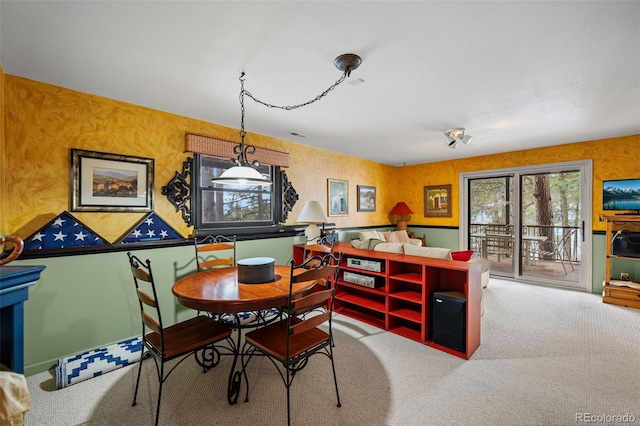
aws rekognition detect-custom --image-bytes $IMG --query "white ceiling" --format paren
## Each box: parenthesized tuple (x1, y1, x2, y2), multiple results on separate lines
(1, 1, 639, 166)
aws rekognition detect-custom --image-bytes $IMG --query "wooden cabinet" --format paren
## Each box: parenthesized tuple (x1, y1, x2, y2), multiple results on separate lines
(293, 242, 482, 359)
(603, 215, 640, 309)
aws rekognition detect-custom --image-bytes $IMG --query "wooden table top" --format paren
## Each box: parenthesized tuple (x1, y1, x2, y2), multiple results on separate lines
(172, 265, 316, 314)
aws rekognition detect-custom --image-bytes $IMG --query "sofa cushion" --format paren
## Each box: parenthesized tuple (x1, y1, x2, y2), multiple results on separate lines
(382, 230, 411, 244)
(451, 250, 474, 261)
(351, 238, 386, 250)
(373, 242, 405, 254)
(403, 244, 452, 260)
(358, 230, 384, 242)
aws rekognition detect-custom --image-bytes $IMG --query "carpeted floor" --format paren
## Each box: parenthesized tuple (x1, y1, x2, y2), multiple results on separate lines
(24, 279, 640, 425)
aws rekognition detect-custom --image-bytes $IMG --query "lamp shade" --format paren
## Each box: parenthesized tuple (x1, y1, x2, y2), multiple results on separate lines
(389, 202, 413, 215)
(297, 201, 327, 224)
(211, 165, 272, 186)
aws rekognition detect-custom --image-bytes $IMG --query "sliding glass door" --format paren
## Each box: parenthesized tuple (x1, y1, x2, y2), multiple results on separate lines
(461, 161, 592, 291)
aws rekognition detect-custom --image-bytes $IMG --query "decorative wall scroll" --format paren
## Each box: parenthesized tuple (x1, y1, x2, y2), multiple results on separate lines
(281, 170, 298, 222)
(71, 149, 154, 212)
(162, 157, 193, 226)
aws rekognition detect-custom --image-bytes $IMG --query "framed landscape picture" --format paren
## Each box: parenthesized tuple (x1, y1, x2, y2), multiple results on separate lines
(424, 184, 451, 217)
(357, 185, 376, 212)
(71, 149, 154, 212)
(327, 178, 349, 216)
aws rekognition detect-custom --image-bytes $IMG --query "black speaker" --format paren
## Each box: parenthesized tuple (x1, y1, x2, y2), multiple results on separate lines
(432, 291, 466, 352)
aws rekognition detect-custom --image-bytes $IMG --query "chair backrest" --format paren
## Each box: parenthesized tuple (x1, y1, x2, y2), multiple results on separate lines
(485, 224, 513, 255)
(194, 235, 236, 272)
(287, 252, 343, 335)
(127, 252, 165, 348)
(303, 235, 336, 263)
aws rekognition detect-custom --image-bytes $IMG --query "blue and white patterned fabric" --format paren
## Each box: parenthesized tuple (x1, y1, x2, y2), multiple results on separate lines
(56, 337, 143, 389)
(116, 211, 183, 243)
(219, 308, 281, 327)
(24, 211, 108, 250)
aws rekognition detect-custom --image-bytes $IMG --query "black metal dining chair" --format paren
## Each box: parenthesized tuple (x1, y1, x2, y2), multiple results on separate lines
(127, 252, 233, 426)
(239, 251, 343, 426)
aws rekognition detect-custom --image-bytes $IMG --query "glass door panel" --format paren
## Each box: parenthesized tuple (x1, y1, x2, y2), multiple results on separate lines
(520, 170, 582, 287)
(468, 176, 515, 278)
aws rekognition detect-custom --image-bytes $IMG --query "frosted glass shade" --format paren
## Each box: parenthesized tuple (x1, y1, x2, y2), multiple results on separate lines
(211, 166, 272, 186)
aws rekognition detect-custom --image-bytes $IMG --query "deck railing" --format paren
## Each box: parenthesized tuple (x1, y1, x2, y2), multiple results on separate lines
(469, 223, 581, 263)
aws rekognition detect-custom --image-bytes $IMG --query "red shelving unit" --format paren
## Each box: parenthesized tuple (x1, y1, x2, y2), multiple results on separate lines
(293, 242, 482, 359)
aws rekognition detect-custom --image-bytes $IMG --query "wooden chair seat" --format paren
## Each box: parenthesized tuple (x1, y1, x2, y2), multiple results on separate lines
(244, 317, 329, 362)
(145, 315, 232, 361)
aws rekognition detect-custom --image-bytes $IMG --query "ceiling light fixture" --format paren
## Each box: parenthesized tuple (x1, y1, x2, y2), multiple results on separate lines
(444, 128, 473, 149)
(211, 53, 362, 186)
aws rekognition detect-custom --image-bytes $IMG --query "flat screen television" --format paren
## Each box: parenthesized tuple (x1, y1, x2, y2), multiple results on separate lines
(603, 178, 640, 213)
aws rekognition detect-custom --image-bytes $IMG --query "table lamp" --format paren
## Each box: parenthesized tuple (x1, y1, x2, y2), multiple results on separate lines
(390, 202, 413, 231)
(297, 200, 327, 241)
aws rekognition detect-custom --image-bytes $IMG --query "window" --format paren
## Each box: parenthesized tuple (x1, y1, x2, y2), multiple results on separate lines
(193, 155, 283, 232)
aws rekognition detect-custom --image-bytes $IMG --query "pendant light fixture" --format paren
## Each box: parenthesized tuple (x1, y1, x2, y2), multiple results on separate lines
(211, 53, 362, 186)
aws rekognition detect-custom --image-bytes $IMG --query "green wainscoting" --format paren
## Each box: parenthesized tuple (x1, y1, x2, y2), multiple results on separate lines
(17, 236, 303, 376)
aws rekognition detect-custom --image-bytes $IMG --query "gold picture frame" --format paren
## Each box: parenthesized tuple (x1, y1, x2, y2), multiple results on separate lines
(424, 184, 451, 217)
(71, 149, 154, 212)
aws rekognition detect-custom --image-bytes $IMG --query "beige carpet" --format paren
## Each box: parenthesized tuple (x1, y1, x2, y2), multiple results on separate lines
(24, 279, 640, 425)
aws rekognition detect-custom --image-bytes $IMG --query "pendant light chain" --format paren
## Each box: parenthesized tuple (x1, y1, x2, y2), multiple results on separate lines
(241, 71, 348, 111)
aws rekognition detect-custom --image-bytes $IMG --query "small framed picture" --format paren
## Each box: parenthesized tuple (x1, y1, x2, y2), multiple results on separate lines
(327, 178, 349, 216)
(424, 184, 451, 217)
(71, 149, 154, 212)
(357, 185, 376, 212)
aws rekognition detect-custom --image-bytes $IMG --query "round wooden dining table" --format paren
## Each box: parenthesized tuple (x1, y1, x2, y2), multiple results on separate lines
(171, 264, 318, 405)
(172, 265, 316, 314)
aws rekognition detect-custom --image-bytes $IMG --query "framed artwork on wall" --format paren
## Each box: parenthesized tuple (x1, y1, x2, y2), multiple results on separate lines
(424, 184, 451, 217)
(327, 178, 349, 216)
(357, 185, 376, 212)
(71, 149, 154, 212)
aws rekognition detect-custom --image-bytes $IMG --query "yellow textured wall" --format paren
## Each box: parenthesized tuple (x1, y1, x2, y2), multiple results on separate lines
(396, 135, 640, 231)
(3, 75, 638, 240)
(3, 76, 394, 241)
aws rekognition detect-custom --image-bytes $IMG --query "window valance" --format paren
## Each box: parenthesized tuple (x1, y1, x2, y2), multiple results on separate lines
(184, 133, 289, 168)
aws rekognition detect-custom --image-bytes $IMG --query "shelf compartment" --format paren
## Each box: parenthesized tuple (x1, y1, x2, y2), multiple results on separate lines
(335, 290, 385, 313)
(389, 289, 421, 304)
(388, 272, 422, 283)
(334, 305, 385, 329)
(388, 307, 421, 323)
(388, 316, 421, 341)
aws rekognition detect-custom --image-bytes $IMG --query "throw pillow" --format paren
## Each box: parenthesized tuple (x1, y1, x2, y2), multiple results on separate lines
(359, 230, 383, 242)
(383, 230, 411, 244)
(451, 250, 474, 261)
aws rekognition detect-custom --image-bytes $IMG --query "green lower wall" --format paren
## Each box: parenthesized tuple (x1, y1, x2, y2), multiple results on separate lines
(18, 236, 304, 376)
(20, 229, 607, 376)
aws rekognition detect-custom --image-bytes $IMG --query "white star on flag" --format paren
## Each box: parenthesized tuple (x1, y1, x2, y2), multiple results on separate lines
(160, 230, 168, 238)
(144, 217, 154, 226)
(53, 218, 66, 227)
(132, 229, 142, 237)
(146, 229, 155, 238)
(53, 231, 67, 241)
(32, 232, 45, 241)
(74, 231, 87, 241)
